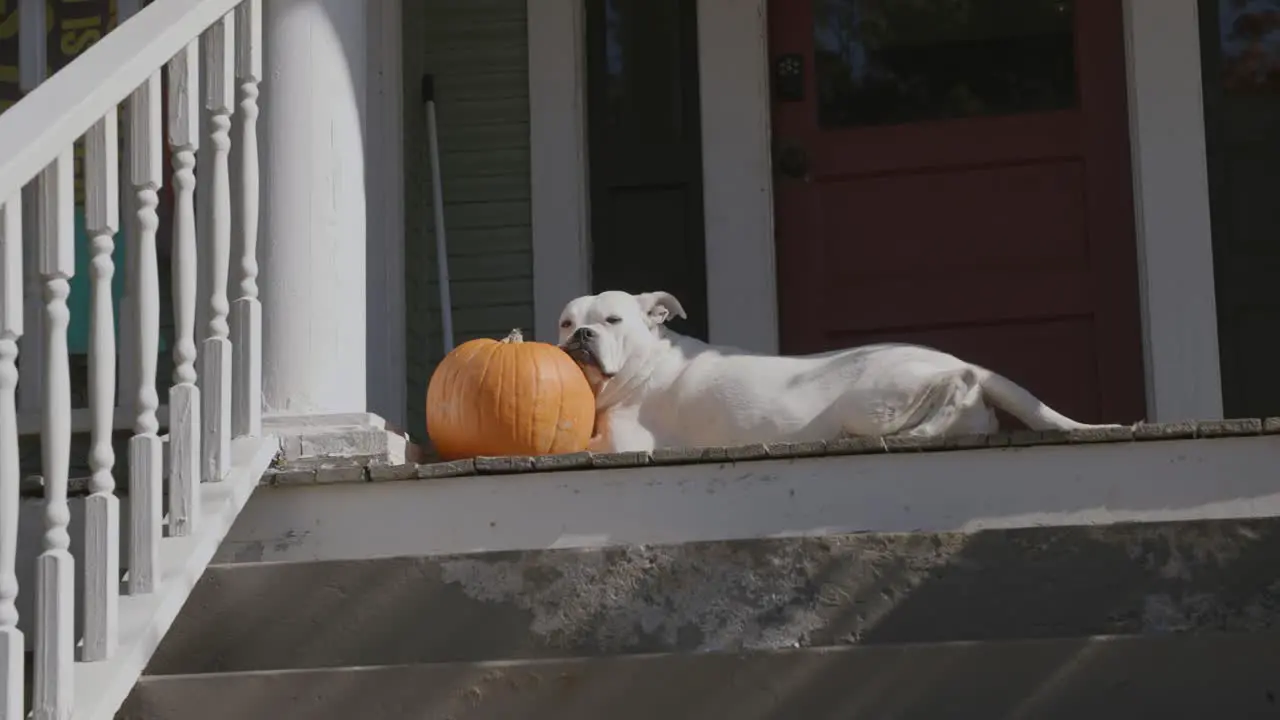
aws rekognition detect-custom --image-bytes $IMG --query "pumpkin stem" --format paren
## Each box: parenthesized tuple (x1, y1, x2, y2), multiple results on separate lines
(502, 328, 524, 344)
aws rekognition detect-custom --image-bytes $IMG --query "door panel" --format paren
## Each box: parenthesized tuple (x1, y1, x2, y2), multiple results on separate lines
(834, 319, 1104, 421)
(770, 0, 1145, 423)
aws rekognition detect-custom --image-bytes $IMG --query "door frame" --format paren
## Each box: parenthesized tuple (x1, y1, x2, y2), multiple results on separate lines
(583, 0, 712, 342)
(1123, 0, 1223, 422)
(525, 0, 1223, 422)
(528, 0, 778, 353)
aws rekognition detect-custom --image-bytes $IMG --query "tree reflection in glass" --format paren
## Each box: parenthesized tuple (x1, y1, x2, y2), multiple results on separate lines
(813, 0, 1077, 128)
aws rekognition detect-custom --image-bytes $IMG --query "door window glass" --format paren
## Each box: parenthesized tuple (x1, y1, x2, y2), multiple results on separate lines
(813, 0, 1077, 128)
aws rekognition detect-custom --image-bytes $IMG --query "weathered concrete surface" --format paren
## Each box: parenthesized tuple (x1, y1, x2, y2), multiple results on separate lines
(123, 631, 1280, 720)
(147, 517, 1280, 675)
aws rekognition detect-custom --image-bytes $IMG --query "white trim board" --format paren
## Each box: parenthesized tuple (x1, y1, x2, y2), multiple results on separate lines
(523, 0, 1224, 417)
(526, 0, 780, 353)
(365, 0, 407, 428)
(696, 0, 779, 354)
(1122, 0, 1223, 422)
(217, 435, 1280, 564)
(527, 0, 592, 345)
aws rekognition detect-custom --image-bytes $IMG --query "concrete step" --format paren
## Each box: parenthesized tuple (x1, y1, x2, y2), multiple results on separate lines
(145, 516, 1280, 675)
(121, 632, 1280, 720)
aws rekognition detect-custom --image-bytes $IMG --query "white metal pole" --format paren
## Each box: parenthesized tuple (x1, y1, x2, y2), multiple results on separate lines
(422, 74, 455, 354)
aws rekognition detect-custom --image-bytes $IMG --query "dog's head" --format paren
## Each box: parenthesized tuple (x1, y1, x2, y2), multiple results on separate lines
(557, 290, 687, 386)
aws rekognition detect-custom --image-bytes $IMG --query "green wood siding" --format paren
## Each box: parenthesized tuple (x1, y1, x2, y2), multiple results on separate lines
(402, 0, 534, 443)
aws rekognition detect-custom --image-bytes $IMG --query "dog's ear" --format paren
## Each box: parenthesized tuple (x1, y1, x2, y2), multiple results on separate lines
(637, 291, 687, 326)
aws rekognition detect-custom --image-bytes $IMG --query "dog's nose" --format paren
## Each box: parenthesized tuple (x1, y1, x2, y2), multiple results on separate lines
(572, 327, 596, 342)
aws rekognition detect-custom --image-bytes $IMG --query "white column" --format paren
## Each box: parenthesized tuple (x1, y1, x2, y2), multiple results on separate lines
(1122, 0, 1223, 422)
(261, 0, 369, 416)
(697, 0, 778, 355)
(528, 0, 591, 346)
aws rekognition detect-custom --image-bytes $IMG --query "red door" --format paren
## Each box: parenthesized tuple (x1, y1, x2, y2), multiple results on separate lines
(770, 0, 1146, 424)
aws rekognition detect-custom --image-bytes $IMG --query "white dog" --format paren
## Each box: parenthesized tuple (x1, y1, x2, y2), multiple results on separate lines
(558, 290, 1121, 453)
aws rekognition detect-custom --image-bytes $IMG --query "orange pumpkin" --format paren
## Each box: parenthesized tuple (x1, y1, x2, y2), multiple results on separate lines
(426, 329, 595, 460)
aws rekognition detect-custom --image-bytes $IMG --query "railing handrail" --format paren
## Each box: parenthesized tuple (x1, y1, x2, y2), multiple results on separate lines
(2, 0, 270, 716)
(0, 0, 241, 203)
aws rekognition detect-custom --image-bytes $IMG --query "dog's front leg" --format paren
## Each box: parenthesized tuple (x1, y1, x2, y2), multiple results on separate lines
(589, 408, 656, 454)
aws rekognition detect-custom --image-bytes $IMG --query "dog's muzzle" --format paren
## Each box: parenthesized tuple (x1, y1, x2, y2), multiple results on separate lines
(561, 327, 606, 375)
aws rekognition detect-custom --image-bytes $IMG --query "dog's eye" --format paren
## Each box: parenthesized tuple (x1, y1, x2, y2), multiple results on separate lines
(605, 316, 622, 325)
(559, 319, 572, 329)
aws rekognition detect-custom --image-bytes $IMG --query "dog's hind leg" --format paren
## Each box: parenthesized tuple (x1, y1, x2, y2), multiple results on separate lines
(901, 368, 996, 438)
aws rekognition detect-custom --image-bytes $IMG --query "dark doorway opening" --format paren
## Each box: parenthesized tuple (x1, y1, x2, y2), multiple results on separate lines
(584, 0, 709, 340)
(1198, 0, 1280, 418)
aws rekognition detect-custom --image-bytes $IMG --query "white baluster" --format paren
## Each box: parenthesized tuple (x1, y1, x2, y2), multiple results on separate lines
(0, 196, 24, 720)
(128, 73, 163, 595)
(202, 13, 235, 480)
(82, 112, 120, 662)
(167, 42, 202, 536)
(117, 0, 143, 418)
(33, 150, 74, 720)
(16, 0, 46, 416)
(232, 0, 262, 439)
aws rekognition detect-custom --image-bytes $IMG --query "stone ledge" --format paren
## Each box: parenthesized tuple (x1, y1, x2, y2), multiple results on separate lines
(255, 418, 1280, 488)
(269, 412, 407, 469)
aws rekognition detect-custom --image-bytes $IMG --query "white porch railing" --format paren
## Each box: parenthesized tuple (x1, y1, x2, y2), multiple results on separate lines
(0, 0, 276, 717)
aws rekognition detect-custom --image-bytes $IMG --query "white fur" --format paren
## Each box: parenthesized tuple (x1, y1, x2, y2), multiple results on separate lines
(558, 291, 1123, 454)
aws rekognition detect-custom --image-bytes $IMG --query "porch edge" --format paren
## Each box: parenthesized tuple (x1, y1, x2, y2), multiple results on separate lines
(260, 417, 1279, 487)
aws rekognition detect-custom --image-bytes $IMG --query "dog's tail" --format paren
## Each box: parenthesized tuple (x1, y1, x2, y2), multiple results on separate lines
(974, 367, 1116, 431)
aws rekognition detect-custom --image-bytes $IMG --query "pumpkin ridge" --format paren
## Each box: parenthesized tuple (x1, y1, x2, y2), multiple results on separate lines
(506, 340, 522, 450)
(472, 342, 501, 454)
(505, 343, 520, 453)
(450, 341, 489, 455)
(523, 349, 537, 453)
(534, 349, 552, 453)
(431, 346, 453, 454)
(516, 347, 531, 453)
(548, 354, 566, 453)
(426, 341, 461, 450)
(500, 342, 521, 455)
(493, 344, 514, 455)
(517, 346, 533, 454)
